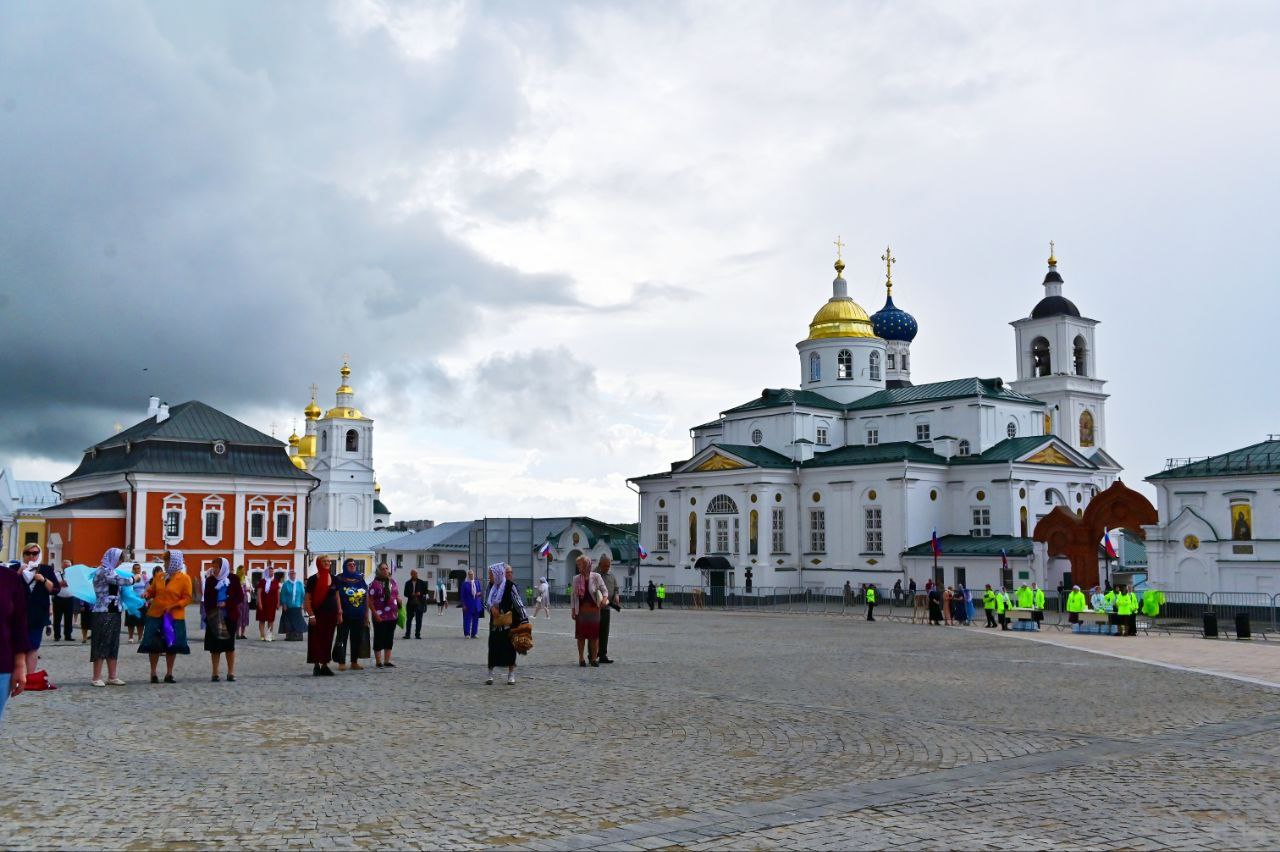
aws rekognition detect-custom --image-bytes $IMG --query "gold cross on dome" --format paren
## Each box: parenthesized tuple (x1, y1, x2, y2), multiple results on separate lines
(269, 421, 278, 437)
(1048, 240, 1057, 264)
(881, 245, 896, 291)
(309, 383, 318, 400)
(833, 235, 845, 259)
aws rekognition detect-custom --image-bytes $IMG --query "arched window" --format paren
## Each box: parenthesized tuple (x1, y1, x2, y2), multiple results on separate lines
(345, 429, 359, 452)
(688, 512, 697, 555)
(1031, 336, 1051, 377)
(1073, 335, 1088, 376)
(1007, 421, 1017, 439)
(902, 351, 909, 370)
(809, 352, 821, 382)
(886, 352, 896, 370)
(837, 349, 853, 380)
(958, 439, 970, 456)
(708, 494, 739, 514)
(869, 351, 881, 381)
(319, 431, 328, 452)
(1020, 506, 1029, 537)
(1079, 410, 1095, 447)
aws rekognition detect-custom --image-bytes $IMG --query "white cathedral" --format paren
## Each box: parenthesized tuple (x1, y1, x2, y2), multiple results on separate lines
(630, 246, 1121, 594)
(287, 360, 390, 531)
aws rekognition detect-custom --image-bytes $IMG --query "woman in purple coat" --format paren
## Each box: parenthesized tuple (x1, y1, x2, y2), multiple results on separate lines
(459, 569, 482, 639)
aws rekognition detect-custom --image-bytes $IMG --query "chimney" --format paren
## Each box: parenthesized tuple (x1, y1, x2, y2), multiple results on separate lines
(147, 396, 161, 418)
(931, 436, 957, 460)
(790, 438, 815, 464)
(157, 403, 170, 423)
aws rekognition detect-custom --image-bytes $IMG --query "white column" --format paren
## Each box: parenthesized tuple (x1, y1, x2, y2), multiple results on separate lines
(295, 488, 308, 572)
(234, 493, 246, 568)
(133, 491, 148, 558)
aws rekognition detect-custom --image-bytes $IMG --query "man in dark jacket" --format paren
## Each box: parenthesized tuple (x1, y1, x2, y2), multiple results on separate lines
(645, 580, 657, 611)
(402, 570, 428, 639)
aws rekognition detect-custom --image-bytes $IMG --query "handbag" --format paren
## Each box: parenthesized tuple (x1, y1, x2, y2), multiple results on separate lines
(509, 621, 533, 654)
(396, 601, 407, 629)
(208, 608, 231, 641)
(492, 611, 513, 629)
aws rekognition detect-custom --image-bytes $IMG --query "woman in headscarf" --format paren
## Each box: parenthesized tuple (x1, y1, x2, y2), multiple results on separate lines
(202, 558, 244, 682)
(138, 550, 192, 684)
(571, 555, 608, 667)
(368, 563, 401, 668)
(304, 557, 340, 675)
(278, 567, 307, 641)
(89, 547, 128, 687)
(332, 559, 370, 672)
(486, 563, 528, 685)
(532, 576, 551, 619)
(255, 568, 281, 642)
(234, 566, 251, 638)
(125, 563, 145, 643)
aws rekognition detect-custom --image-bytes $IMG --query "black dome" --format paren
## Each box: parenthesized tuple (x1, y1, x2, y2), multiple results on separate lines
(1031, 295, 1080, 319)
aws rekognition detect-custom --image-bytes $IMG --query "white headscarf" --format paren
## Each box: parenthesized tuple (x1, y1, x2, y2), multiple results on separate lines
(262, 568, 275, 594)
(486, 562, 507, 608)
(99, 547, 123, 573)
(215, 558, 231, 590)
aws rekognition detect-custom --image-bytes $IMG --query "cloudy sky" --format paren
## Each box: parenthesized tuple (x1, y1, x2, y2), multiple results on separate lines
(3, 1, 1278, 523)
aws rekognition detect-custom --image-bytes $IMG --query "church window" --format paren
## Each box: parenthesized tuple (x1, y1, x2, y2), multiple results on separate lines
(864, 508, 883, 553)
(1031, 337, 1051, 377)
(809, 352, 821, 382)
(809, 509, 826, 553)
(866, 427, 879, 446)
(837, 349, 853, 380)
(164, 511, 181, 539)
(970, 507, 991, 537)
(345, 429, 359, 452)
(1079, 410, 1095, 447)
(714, 519, 729, 553)
(688, 513, 697, 555)
(749, 510, 758, 555)
(708, 494, 739, 514)
(275, 512, 291, 539)
(705, 517, 712, 552)
(958, 439, 971, 457)
(204, 511, 219, 539)
(1073, 335, 1088, 376)
(320, 431, 328, 452)
(816, 425, 829, 446)
(751, 429, 763, 445)
(887, 353, 896, 370)
(656, 514, 669, 550)
(733, 517, 740, 553)
(1007, 421, 1017, 439)
(916, 423, 931, 442)
(250, 512, 265, 540)
(201, 495, 224, 545)
(869, 351, 881, 381)
(1020, 506, 1029, 537)
(902, 351, 909, 370)
(771, 508, 785, 552)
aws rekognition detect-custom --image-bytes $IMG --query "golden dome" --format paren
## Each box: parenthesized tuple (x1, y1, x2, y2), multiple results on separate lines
(290, 454, 308, 470)
(304, 398, 322, 420)
(337, 384, 353, 395)
(324, 406, 368, 420)
(340, 362, 351, 378)
(808, 298, 876, 339)
(288, 432, 300, 447)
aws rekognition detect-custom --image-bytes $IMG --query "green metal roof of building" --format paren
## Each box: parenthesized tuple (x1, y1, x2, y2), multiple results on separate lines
(804, 441, 947, 468)
(373, 499, 390, 516)
(722, 388, 847, 415)
(708, 444, 795, 469)
(947, 435, 1096, 468)
(97, 401, 281, 450)
(1149, 438, 1280, 480)
(843, 377, 1042, 412)
(903, 534, 1035, 558)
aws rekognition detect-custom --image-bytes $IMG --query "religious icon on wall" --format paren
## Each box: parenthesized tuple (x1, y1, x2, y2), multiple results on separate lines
(1078, 411, 1095, 447)
(1230, 504, 1252, 541)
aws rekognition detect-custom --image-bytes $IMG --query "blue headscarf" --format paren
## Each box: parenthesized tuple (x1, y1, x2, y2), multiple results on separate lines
(486, 563, 507, 608)
(166, 550, 184, 578)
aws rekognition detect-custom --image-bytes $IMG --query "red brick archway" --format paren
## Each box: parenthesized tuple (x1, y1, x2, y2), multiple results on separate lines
(1032, 480, 1157, 588)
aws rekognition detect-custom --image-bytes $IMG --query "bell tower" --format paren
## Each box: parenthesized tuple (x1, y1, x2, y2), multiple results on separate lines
(1009, 244, 1109, 456)
(306, 358, 377, 531)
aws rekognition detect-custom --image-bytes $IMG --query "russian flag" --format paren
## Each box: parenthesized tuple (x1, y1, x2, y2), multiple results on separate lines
(1101, 530, 1118, 559)
(1001, 548, 1008, 570)
(638, 544, 649, 559)
(538, 541, 552, 559)
(931, 528, 941, 556)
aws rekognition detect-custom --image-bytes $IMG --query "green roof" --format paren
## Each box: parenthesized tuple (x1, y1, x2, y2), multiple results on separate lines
(96, 401, 280, 450)
(722, 388, 846, 415)
(373, 499, 390, 516)
(1149, 439, 1280, 480)
(948, 435, 1095, 468)
(903, 534, 1034, 558)
(843, 377, 1042, 411)
(710, 444, 795, 468)
(804, 441, 946, 468)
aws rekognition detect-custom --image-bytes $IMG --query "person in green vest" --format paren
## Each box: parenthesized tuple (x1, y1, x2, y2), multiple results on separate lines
(1015, 583, 1033, 609)
(865, 583, 877, 622)
(995, 587, 1010, 630)
(1103, 585, 1118, 634)
(656, 583, 665, 609)
(982, 584, 997, 628)
(1065, 585, 1086, 625)
(1141, 586, 1165, 620)
(1031, 583, 1046, 628)
(1119, 585, 1139, 636)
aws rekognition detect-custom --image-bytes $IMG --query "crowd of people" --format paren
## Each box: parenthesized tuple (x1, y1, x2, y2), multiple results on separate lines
(0, 544, 650, 723)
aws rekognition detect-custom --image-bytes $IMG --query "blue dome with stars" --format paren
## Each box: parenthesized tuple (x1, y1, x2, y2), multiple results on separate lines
(871, 293, 918, 342)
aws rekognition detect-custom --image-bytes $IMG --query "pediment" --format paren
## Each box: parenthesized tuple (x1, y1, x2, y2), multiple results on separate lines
(1020, 439, 1093, 468)
(694, 453, 748, 472)
(1167, 506, 1219, 541)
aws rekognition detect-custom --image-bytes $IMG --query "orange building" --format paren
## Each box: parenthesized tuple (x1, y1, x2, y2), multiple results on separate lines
(44, 399, 317, 584)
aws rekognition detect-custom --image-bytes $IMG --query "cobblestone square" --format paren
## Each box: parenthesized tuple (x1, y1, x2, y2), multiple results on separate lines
(3, 609, 1278, 850)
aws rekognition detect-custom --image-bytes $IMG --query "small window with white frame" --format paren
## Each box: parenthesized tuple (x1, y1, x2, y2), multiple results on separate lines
(970, 507, 991, 537)
(864, 507, 883, 553)
(869, 351, 881, 381)
(866, 427, 879, 446)
(916, 423, 931, 442)
(809, 508, 826, 553)
(162, 493, 186, 543)
(837, 349, 853, 380)
(247, 496, 269, 544)
(887, 352, 895, 370)
(816, 425, 829, 446)
(1007, 421, 1017, 439)
(201, 495, 224, 545)
(656, 513, 669, 550)
(958, 439, 970, 457)
(771, 507, 785, 553)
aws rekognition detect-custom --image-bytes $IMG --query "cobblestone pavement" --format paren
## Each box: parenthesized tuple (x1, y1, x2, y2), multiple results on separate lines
(2, 608, 1278, 850)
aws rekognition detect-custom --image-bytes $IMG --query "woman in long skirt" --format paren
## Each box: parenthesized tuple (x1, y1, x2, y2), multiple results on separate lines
(571, 555, 607, 667)
(89, 548, 128, 687)
(256, 569, 281, 642)
(278, 567, 308, 641)
(235, 566, 251, 638)
(304, 558, 340, 676)
(203, 559, 243, 682)
(485, 563, 527, 685)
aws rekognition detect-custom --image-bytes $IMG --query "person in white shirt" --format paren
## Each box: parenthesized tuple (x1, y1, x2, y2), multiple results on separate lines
(52, 560, 76, 642)
(533, 576, 551, 619)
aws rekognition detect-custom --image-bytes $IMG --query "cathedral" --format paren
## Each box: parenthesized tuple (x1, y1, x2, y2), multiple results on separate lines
(630, 245, 1120, 594)
(287, 360, 391, 531)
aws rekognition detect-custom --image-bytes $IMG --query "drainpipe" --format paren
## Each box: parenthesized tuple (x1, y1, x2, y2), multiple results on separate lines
(795, 465, 803, 590)
(303, 477, 320, 579)
(124, 473, 137, 559)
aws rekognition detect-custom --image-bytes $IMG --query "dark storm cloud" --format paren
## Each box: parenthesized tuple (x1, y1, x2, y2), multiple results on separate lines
(0, 2, 583, 461)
